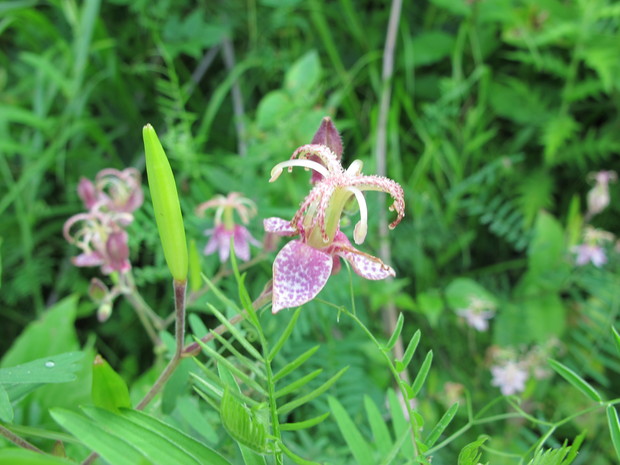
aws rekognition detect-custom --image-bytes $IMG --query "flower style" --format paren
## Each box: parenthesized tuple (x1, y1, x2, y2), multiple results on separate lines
(456, 296, 496, 331)
(196, 192, 260, 263)
(490, 360, 529, 396)
(265, 123, 405, 313)
(572, 226, 614, 267)
(586, 170, 617, 218)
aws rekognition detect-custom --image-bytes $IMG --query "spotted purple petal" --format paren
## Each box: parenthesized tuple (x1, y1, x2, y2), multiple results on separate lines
(264, 217, 298, 236)
(331, 232, 395, 280)
(272, 240, 333, 313)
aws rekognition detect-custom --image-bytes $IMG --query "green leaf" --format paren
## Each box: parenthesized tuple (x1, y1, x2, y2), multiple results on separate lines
(280, 411, 330, 431)
(0, 449, 75, 465)
(612, 326, 620, 356)
(220, 388, 269, 454)
(275, 369, 323, 398)
(607, 406, 620, 461)
(268, 307, 302, 362)
(364, 395, 393, 457)
(409, 31, 455, 67)
(410, 350, 433, 397)
(51, 408, 147, 465)
(328, 396, 375, 465)
(0, 352, 83, 385)
(256, 90, 294, 129)
(397, 330, 421, 373)
(277, 367, 348, 415)
(81, 406, 203, 465)
(424, 402, 459, 447)
(273, 345, 320, 382)
(91, 355, 131, 412)
(386, 389, 414, 458)
(0, 383, 13, 422)
(414, 291, 444, 328)
(542, 115, 578, 165)
(120, 408, 232, 465)
(384, 313, 404, 351)
(285, 50, 321, 95)
(458, 435, 489, 465)
(548, 359, 602, 402)
(445, 278, 497, 311)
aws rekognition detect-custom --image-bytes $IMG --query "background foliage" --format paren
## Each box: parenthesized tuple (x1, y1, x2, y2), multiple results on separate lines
(1, 0, 619, 463)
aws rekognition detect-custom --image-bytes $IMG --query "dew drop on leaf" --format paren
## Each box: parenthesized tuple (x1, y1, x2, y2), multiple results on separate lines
(44, 361, 55, 368)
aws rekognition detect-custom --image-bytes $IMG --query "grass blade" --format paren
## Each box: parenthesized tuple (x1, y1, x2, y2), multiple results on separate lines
(548, 359, 602, 402)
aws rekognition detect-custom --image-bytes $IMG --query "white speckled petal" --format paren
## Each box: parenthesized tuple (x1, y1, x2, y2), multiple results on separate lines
(272, 240, 333, 313)
(264, 217, 298, 236)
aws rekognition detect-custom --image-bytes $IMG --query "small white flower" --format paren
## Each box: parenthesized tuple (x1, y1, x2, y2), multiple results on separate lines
(456, 296, 496, 331)
(491, 361, 528, 396)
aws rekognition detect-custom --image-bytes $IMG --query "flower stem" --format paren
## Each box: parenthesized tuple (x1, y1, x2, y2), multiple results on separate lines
(135, 278, 186, 410)
(0, 424, 44, 454)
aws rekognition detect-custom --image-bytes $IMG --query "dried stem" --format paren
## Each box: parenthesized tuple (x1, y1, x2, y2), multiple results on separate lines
(0, 424, 44, 454)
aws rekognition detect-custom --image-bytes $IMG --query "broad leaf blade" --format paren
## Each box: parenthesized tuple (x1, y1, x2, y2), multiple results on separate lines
(0, 352, 84, 384)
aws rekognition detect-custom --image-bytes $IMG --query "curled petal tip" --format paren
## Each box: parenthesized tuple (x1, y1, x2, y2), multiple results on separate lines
(269, 166, 283, 182)
(353, 221, 367, 244)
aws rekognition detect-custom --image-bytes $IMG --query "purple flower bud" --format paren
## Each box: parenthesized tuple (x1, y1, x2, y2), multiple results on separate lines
(104, 230, 131, 274)
(309, 117, 343, 184)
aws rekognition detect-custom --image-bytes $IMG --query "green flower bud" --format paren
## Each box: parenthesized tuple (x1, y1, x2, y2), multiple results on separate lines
(143, 124, 188, 282)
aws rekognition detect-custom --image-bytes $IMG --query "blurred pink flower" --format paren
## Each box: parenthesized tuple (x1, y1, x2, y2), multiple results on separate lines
(491, 360, 528, 396)
(78, 168, 144, 214)
(196, 192, 260, 263)
(572, 244, 607, 267)
(266, 131, 405, 313)
(63, 210, 133, 274)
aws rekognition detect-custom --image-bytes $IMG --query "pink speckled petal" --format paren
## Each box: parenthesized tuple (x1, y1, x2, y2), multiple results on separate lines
(332, 232, 395, 280)
(272, 240, 333, 313)
(73, 252, 105, 268)
(264, 217, 297, 236)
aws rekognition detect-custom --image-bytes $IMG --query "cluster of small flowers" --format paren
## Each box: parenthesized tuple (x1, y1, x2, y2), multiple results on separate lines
(63, 168, 143, 320)
(487, 341, 557, 396)
(572, 170, 617, 267)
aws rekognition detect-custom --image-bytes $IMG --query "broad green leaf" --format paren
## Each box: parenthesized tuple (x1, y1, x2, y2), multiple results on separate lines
(0, 352, 82, 386)
(80, 406, 202, 465)
(280, 411, 330, 431)
(120, 408, 232, 465)
(273, 345, 320, 382)
(414, 291, 444, 328)
(220, 388, 269, 454)
(285, 50, 321, 94)
(424, 402, 459, 447)
(277, 367, 348, 415)
(0, 449, 75, 465)
(411, 351, 434, 397)
(607, 406, 620, 461)
(384, 313, 404, 351)
(548, 359, 602, 402)
(364, 396, 393, 457)
(1, 296, 79, 368)
(328, 396, 375, 465)
(0, 383, 13, 422)
(256, 90, 293, 129)
(396, 330, 421, 373)
(91, 355, 131, 412)
(51, 408, 147, 465)
(409, 31, 455, 67)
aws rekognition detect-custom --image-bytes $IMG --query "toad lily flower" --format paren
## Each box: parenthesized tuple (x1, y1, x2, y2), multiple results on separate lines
(266, 140, 405, 313)
(196, 192, 261, 262)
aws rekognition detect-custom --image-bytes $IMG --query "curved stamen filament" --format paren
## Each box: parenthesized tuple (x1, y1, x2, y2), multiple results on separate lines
(269, 159, 330, 182)
(346, 186, 368, 244)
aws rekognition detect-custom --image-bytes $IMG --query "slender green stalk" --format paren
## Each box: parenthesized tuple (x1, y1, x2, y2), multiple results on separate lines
(135, 279, 186, 410)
